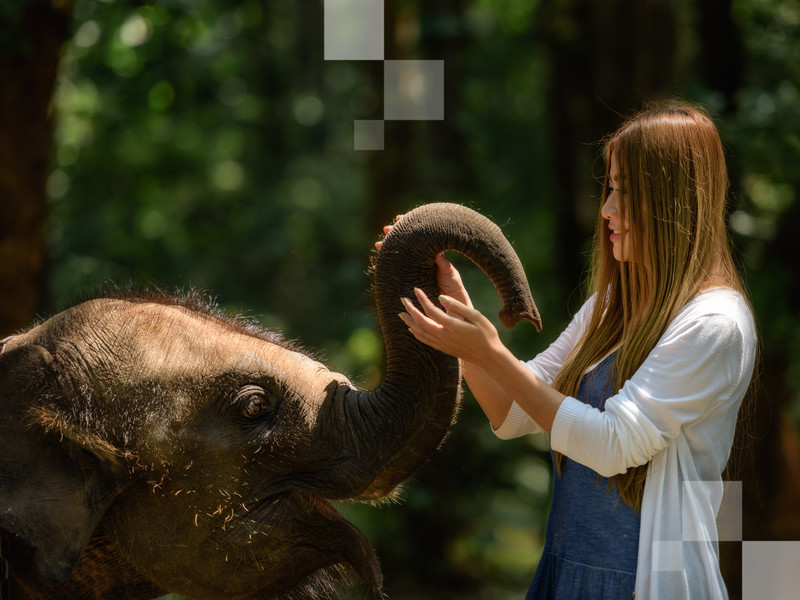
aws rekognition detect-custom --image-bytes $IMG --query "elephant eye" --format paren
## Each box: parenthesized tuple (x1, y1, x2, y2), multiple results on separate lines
(243, 397, 264, 418)
(234, 385, 277, 420)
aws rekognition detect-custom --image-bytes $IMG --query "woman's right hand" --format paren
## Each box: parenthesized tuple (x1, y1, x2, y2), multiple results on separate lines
(433, 253, 473, 309)
(376, 216, 473, 309)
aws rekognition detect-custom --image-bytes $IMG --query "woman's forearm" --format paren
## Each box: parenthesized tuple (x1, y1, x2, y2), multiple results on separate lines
(462, 360, 514, 429)
(477, 343, 566, 434)
(399, 287, 565, 433)
(463, 347, 565, 434)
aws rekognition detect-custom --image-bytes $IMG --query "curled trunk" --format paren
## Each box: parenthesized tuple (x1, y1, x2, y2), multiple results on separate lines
(322, 202, 540, 499)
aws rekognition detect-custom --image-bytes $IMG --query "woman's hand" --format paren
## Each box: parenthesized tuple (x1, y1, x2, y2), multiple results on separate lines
(399, 287, 502, 365)
(374, 215, 403, 250)
(376, 215, 473, 308)
(380, 216, 565, 433)
(433, 253, 472, 309)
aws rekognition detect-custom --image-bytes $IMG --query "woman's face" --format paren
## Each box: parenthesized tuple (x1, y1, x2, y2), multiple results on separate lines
(601, 154, 631, 262)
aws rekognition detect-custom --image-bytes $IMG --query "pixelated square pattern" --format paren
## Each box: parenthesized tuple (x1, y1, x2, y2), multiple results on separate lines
(682, 480, 742, 542)
(354, 120, 384, 151)
(324, 0, 384, 60)
(743, 542, 800, 600)
(652, 540, 683, 572)
(715, 480, 742, 542)
(384, 60, 444, 121)
(324, 3, 447, 147)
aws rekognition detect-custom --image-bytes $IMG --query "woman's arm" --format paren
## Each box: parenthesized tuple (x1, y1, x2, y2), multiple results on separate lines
(427, 254, 520, 428)
(551, 293, 756, 476)
(400, 288, 567, 433)
(379, 225, 568, 433)
(461, 361, 514, 429)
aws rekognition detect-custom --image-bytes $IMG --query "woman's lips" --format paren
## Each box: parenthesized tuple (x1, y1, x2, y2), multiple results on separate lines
(609, 225, 625, 243)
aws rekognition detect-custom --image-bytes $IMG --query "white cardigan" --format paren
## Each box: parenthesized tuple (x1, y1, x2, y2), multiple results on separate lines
(493, 288, 757, 599)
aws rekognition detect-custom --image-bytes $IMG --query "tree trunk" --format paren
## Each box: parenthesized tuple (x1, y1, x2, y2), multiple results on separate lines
(364, 0, 414, 236)
(0, 1, 71, 337)
(541, 0, 679, 293)
(697, 0, 744, 113)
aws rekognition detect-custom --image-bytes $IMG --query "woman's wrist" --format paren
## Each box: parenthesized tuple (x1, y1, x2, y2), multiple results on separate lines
(479, 344, 565, 434)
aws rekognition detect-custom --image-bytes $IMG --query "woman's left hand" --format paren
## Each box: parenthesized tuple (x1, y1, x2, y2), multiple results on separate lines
(399, 287, 503, 364)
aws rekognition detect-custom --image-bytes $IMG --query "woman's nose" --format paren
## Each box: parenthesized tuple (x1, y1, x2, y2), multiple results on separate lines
(601, 195, 617, 220)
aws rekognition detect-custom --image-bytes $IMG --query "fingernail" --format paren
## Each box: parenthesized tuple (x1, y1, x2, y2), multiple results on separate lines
(439, 295, 449, 303)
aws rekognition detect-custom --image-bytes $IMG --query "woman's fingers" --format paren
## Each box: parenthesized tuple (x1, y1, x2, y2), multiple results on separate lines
(398, 290, 455, 343)
(434, 253, 473, 307)
(438, 294, 489, 329)
(398, 286, 501, 363)
(399, 297, 456, 355)
(400, 296, 440, 329)
(398, 297, 455, 353)
(413, 287, 451, 322)
(374, 214, 405, 249)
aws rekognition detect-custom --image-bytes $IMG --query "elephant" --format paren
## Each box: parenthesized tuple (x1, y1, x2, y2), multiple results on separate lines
(0, 202, 540, 600)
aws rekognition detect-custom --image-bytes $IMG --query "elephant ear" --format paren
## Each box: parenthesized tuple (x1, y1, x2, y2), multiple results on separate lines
(0, 344, 123, 580)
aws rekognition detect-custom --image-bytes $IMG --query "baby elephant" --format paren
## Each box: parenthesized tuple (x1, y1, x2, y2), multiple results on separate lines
(0, 202, 539, 600)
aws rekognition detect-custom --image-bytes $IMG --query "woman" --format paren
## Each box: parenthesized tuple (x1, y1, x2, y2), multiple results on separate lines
(382, 103, 757, 598)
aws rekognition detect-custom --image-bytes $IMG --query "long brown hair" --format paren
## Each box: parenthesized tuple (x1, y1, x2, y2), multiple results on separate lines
(552, 101, 751, 510)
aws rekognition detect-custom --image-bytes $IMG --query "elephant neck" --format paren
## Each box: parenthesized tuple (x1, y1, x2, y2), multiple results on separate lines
(1, 537, 9, 600)
(2, 528, 165, 600)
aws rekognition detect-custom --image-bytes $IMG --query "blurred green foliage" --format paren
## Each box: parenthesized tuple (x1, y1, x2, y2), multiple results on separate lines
(41, 0, 800, 598)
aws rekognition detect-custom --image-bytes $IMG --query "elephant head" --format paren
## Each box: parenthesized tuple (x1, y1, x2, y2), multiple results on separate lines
(0, 202, 540, 600)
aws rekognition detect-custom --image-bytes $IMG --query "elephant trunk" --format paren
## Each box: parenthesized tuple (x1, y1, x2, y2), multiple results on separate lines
(320, 203, 540, 500)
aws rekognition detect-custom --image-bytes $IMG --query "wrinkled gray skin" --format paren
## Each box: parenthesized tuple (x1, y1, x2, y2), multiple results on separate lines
(0, 203, 540, 600)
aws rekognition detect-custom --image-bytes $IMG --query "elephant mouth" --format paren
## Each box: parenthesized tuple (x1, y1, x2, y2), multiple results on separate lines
(300, 492, 383, 588)
(238, 490, 383, 595)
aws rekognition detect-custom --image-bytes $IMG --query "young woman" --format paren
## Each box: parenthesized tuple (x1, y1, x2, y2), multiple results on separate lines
(383, 103, 757, 599)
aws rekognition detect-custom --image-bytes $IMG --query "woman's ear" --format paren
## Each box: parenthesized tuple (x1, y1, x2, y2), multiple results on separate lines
(0, 344, 123, 580)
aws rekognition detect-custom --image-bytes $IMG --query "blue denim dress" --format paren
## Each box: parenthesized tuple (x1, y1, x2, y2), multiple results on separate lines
(526, 352, 639, 599)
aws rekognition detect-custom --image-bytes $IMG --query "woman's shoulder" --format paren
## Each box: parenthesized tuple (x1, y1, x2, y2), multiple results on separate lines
(680, 287, 753, 321)
(669, 287, 756, 348)
(575, 293, 599, 322)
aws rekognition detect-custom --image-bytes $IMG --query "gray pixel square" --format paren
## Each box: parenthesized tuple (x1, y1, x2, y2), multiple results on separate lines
(681, 480, 742, 542)
(716, 480, 742, 542)
(384, 60, 444, 120)
(324, 0, 384, 60)
(354, 120, 384, 150)
(651, 540, 682, 572)
(743, 542, 800, 599)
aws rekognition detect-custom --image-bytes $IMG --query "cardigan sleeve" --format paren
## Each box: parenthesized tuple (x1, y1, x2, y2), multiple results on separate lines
(492, 296, 595, 439)
(550, 303, 751, 477)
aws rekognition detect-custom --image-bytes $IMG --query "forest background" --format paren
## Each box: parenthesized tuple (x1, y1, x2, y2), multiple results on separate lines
(2, 1, 800, 599)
